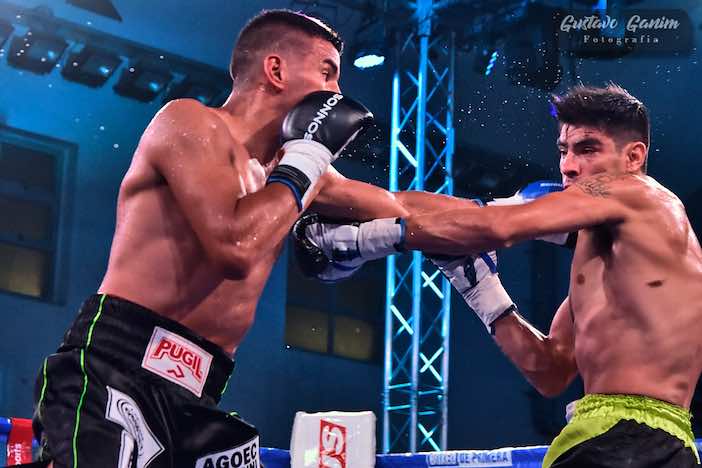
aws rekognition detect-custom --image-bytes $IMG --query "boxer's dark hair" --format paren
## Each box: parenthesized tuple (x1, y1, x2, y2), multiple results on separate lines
(230, 9, 343, 82)
(551, 84, 650, 172)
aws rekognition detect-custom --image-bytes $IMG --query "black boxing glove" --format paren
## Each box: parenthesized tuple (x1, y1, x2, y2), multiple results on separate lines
(267, 91, 374, 211)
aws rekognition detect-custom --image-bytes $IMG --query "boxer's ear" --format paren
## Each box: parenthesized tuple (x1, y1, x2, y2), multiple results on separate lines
(625, 141, 647, 173)
(262, 54, 285, 92)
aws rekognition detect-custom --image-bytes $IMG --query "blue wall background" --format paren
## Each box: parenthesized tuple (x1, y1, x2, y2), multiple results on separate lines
(0, 0, 700, 452)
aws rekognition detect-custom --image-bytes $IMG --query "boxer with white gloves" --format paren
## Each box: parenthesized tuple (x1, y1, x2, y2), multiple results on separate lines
(429, 251, 515, 333)
(302, 85, 702, 468)
(293, 180, 573, 282)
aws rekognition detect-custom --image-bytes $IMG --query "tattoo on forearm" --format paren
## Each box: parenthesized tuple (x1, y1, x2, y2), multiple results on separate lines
(574, 174, 619, 197)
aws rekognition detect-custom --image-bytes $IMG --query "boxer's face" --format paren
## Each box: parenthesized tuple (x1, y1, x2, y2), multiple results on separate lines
(283, 36, 341, 109)
(557, 124, 628, 188)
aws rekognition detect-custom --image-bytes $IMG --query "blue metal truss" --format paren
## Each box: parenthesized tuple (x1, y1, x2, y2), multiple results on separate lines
(383, 0, 455, 453)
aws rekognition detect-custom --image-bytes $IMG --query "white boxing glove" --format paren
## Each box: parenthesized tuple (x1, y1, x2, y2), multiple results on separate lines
(292, 214, 404, 282)
(431, 251, 516, 332)
(486, 180, 575, 247)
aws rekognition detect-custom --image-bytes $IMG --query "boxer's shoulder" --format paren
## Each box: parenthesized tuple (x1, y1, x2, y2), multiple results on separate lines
(153, 98, 216, 127)
(570, 173, 656, 210)
(163, 99, 232, 137)
(613, 174, 682, 214)
(569, 173, 633, 196)
(140, 99, 235, 164)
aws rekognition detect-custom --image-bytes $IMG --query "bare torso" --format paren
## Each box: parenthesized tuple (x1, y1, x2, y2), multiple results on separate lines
(99, 106, 281, 355)
(570, 175, 702, 408)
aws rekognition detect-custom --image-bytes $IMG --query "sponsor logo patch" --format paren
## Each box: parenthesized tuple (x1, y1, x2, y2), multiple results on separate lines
(141, 326, 213, 397)
(195, 436, 260, 468)
(319, 419, 346, 468)
(105, 386, 164, 468)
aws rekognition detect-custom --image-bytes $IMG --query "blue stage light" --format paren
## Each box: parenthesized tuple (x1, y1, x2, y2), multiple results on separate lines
(164, 80, 224, 106)
(61, 46, 121, 87)
(354, 53, 385, 69)
(113, 62, 172, 102)
(8, 31, 67, 74)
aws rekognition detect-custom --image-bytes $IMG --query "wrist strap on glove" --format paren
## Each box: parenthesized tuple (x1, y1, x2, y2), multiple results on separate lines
(267, 140, 332, 211)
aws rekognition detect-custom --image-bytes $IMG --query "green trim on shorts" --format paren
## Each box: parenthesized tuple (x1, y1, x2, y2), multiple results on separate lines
(36, 357, 49, 424)
(543, 393, 699, 468)
(38, 357, 48, 407)
(220, 374, 231, 397)
(71, 293, 107, 468)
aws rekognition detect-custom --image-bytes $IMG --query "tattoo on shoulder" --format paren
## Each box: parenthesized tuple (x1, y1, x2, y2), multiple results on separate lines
(574, 174, 623, 198)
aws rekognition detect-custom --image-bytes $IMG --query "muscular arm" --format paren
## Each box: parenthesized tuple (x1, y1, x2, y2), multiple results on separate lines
(144, 99, 322, 279)
(312, 166, 478, 219)
(493, 298, 578, 397)
(404, 174, 631, 255)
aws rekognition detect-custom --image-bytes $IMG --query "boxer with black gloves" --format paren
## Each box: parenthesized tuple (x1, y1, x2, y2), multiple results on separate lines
(29, 10, 399, 468)
(31, 9, 522, 467)
(268, 91, 373, 210)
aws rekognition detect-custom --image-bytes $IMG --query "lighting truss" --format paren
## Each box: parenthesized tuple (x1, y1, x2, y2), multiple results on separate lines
(383, 0, 456, 453)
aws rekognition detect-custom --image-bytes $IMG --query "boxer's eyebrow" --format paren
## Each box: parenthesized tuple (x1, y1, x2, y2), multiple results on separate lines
(322, 59, 338, 78)
(557, 137, 602, 148)
(573, 137, 602, 148)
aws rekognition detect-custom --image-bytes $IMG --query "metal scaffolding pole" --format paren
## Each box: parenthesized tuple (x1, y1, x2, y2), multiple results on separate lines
(383, 0, 456, 452)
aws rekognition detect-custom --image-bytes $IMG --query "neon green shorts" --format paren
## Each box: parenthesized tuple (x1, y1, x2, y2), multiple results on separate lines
(543, 394, 699, 468)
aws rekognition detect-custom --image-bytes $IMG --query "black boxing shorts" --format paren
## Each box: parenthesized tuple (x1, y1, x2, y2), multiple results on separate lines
(550, 419, 699, 468)
(544, 394, 699, 468)
(32, 294, 260, 468)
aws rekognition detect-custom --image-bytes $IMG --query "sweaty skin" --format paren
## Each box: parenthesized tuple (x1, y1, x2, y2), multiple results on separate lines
(403, 124, 702, 408)
(98, 35, 348, 355)
(97, 35, 473, 356)
(567, 174, 702, 408)
(97, 101, 472, 355)
(99, 101, 292, 354)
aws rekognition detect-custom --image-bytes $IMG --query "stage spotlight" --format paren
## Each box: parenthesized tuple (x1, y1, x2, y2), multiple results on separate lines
(61, 46, 121, 87)
(0, 19, 13, 50)
(114, 62, 172, 102)
(164, 80, 224, 106)
(352, 21, 386, 70)
(8, 31, 68, 74)
(353, 48, 385, 69)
